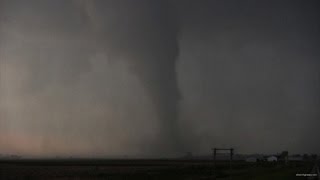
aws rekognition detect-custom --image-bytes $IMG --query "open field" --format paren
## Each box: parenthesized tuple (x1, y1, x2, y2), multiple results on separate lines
(0, 159, 315, 179)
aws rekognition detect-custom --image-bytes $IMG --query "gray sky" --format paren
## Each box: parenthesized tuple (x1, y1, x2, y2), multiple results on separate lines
(0, 0, 319, 157)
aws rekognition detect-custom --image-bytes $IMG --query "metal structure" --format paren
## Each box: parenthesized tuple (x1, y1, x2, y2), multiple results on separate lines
(212, 148, 234, 172)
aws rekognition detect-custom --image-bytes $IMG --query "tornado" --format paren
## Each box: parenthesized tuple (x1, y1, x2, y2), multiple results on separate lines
(76, 0, 183, 155)
(125, 1, 183, 155)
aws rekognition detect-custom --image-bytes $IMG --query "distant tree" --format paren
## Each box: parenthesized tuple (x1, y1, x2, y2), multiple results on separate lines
(278, 151, 289, 164)
(280, 151, 288, 158)
(311, 154, 317, 161)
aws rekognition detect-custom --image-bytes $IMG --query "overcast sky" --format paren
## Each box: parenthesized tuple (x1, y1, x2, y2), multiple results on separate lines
(0, 0, 319, 157)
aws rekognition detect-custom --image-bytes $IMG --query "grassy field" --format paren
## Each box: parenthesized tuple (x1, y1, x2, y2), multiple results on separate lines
(218, 162, 313, 180)
(0, 159, 315, 179)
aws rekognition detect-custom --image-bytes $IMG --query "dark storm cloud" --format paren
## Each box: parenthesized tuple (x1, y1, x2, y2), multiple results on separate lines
(0, 0, 319, 157)
(0, 0, 182, 157)
(177, 0, 320, 154)
(73, 0, 183, 154)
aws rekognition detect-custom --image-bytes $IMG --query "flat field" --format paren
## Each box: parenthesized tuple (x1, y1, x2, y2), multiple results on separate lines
(0, 159, 314, 179)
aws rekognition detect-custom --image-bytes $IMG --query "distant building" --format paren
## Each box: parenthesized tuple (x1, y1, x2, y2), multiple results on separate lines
(267, 156, 278, 162)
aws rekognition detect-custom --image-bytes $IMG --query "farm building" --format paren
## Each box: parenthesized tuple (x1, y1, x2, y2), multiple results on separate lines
(267, 156, 278, 162)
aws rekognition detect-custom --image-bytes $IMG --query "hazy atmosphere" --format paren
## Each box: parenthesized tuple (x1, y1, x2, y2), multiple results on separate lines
(0, 0, 319, 158)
